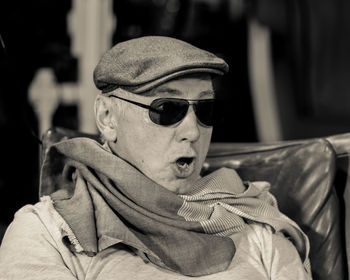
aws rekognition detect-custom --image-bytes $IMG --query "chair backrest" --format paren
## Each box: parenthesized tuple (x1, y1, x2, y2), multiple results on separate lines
(42, 127, 348, 280)
(205, 139, 348, 280)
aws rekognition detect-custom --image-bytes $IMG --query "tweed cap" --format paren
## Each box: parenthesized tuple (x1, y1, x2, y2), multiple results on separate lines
(93, 36, 229, 94)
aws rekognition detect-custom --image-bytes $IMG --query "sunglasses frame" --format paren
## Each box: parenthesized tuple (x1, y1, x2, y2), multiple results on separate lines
(108, 95, 215, 127)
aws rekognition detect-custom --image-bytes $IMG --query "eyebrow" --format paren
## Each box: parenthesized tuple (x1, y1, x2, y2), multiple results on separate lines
(147, 86, 215, 98)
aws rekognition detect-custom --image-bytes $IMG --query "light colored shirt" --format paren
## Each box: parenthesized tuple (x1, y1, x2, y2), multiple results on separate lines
(0, 197, 312, 280)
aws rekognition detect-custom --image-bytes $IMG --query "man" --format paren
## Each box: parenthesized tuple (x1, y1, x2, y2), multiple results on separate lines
(0, 36, 312, 279)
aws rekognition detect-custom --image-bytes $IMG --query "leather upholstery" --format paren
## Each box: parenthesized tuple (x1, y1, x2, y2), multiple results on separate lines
(206, 140, 348, 280)
(41, 127, 349, 280)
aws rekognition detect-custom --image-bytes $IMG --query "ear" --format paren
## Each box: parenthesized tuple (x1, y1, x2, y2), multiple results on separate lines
(94, 95, 118, 142)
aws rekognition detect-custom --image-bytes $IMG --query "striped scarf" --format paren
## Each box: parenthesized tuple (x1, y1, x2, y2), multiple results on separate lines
(40, 137, 310, 276)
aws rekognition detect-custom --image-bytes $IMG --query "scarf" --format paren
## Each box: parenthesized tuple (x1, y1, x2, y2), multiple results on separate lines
(40, 137, 310, 276)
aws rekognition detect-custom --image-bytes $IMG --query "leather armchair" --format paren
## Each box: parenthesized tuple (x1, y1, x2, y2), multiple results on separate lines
(42, 127, 350, 280)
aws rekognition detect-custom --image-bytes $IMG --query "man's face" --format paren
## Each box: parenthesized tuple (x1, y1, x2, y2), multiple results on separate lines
(109, 74, 214, 194)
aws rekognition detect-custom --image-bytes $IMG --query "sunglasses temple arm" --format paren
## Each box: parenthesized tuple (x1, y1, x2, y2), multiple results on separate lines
(109, 95, 157, 111)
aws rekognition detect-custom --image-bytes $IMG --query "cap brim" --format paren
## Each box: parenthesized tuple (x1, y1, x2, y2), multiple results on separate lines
(102, 68, 224, 94)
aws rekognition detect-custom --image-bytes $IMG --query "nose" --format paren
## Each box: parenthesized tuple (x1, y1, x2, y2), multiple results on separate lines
(175, 105, 200, 142)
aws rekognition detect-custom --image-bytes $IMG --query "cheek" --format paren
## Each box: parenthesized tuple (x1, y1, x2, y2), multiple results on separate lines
(142, 110, 153, 125)
(199, 127, 213, 146)
(140, 132, 174, 163)
(119, 122, 174, 169)
(197, 128, 213, 159)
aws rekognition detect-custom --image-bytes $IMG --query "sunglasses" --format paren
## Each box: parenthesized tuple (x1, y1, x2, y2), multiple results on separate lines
(109, 95, 216, 126)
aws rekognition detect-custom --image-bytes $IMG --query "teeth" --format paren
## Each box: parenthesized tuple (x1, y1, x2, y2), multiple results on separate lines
(174, 157, 195, 177)
(177, 161, 188, 168)
(176, 157, 193, 167)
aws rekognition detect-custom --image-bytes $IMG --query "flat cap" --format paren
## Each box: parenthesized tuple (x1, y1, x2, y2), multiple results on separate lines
(93, 36, 229, 94)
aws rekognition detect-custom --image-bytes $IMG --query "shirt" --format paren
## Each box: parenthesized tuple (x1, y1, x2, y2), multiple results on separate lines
(0, 197, 312, 280)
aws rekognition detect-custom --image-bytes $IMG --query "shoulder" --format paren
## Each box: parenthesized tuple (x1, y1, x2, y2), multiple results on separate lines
(0, 195, 81, 260)
(241, 223, 311, 279)
(14, 196, 54, 217)
(229, 222, 277, 265)
(0, 197, 86, 279)
(8, 196, 60, 231)
(0, 197, 61, 251)
(234, 222, 275, 250)
(243, 222, 299, 258)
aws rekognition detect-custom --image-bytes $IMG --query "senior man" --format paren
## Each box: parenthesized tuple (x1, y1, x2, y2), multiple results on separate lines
(0, 36, 312, 279)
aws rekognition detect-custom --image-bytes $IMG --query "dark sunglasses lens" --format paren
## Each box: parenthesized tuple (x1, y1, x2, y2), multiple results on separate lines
(149, 99, 189, 125)
(194, 100, 215, 126)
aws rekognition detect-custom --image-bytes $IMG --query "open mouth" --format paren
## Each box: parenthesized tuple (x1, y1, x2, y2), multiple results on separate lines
(174, 156, 196, 178)
(176, 157, 195, 168)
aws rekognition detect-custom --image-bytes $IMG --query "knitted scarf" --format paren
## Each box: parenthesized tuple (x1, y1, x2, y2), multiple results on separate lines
(40, 137, 310, 276)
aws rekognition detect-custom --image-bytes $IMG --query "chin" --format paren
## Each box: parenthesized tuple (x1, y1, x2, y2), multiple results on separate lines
(151, 170, 201, 194)
(172, 178, 198, 195)
(155, 178, 187, 194)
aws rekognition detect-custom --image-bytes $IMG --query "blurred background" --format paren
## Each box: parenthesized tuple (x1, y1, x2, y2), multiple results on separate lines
(1, 0, 350, 241)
